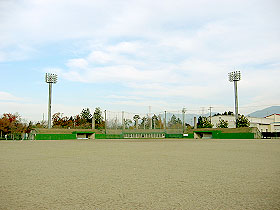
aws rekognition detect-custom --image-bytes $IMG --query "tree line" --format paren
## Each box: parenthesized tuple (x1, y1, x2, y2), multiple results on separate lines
(51, 107, 105, 129)
(50, 109, 186, 130)
(0, 113, 32, 139)
(124, 114, 185, 129)
(197, 114, 250, 128)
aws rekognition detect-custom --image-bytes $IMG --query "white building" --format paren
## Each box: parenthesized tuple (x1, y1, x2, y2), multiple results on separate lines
(265, 114, 280, 132)
(211, 114, 280, 132)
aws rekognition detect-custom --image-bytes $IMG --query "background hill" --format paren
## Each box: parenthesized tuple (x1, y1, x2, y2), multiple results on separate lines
(161, 106, 280, 125)
(247, 106, 280, 118)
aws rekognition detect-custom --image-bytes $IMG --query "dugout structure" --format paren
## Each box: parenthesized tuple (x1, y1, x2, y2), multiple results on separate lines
(31, 128, 96, 140)
(185, 127, 261, 139)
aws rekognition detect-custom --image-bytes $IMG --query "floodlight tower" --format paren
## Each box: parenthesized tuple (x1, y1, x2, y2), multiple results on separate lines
(228, 71, 241, 126)
(45, 73, 58, 129)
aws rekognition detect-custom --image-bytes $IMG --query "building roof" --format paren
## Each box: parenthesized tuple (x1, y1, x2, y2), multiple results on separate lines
(265, 113, 280, 118)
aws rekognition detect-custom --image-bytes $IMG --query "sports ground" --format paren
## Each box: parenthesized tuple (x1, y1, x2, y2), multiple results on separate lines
(1, 139, 279, 209)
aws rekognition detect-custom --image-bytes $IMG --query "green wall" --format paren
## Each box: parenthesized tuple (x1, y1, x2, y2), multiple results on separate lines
(34, 130, 255, 140)
(165, 134, 183, 138)
(95, 134, 123, 139)
(213, 132, 254, 139)
(186, 130, 255, 139)
(35, 134, 76, 140)
(97, 132, 254, 139)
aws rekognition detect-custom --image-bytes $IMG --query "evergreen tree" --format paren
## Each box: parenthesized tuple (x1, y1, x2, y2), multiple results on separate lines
(168, 114, 182, 128)
(197, 116, 213, 128)
(94, 107, 104, 129)
(140, 116, 149, 129)
(81, 108, 92, 123)
(217, 118, 228, 128)
(236, 115, 250, 128)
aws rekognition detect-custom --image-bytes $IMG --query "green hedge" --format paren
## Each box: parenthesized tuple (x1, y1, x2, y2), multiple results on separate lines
(35, 134, 76, 140)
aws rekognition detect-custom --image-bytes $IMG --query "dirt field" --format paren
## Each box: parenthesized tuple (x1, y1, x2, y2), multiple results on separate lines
(0, 139, 279, 210)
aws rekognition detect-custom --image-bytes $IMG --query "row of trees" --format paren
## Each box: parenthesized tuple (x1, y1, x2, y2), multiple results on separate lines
(0, 113, 32, 139)
(51, 108, 187, 130)
(213, 111, 234, 116)
(0, 110, 251, 137)
(52, 107, 105, 129)
(197, 115, 250, 128)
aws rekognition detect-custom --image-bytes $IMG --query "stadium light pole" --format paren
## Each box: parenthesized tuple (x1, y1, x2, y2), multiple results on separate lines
(228, 71, 241, 127)
(45, 73, 58, 129)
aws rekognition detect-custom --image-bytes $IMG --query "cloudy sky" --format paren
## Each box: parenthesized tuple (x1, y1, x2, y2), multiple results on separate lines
(0, 0, 279, 122)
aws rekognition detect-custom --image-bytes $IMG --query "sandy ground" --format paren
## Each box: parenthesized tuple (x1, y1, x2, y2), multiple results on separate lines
(0, 139, 279, 210)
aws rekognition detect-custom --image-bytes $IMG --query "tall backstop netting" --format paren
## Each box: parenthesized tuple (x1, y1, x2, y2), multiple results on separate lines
(104, 110, 187, 135)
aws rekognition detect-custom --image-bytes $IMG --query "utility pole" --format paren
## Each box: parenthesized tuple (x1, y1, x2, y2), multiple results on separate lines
(228, 71, 241, 127)
(209, 106, 213, 124)
(164, 111, 167, 133)
(122, 111, 124, 131)
(182, 108, 186, 133)
(149, 106, 152, 129)
(104, 110, 107, 134)
(45, 73, 57, 129)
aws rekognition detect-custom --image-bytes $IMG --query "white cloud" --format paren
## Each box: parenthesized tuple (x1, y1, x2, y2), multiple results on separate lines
(87, 51, 114, 64)
(0, 101, 86, 122)
(107, 42, 141, 54)
(62, 65, 167, 83)
(66, 58, 88, 69)
(106, 95, 143, 100)
(0, 44, 36, 62)
(0, 92, 22, 101)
